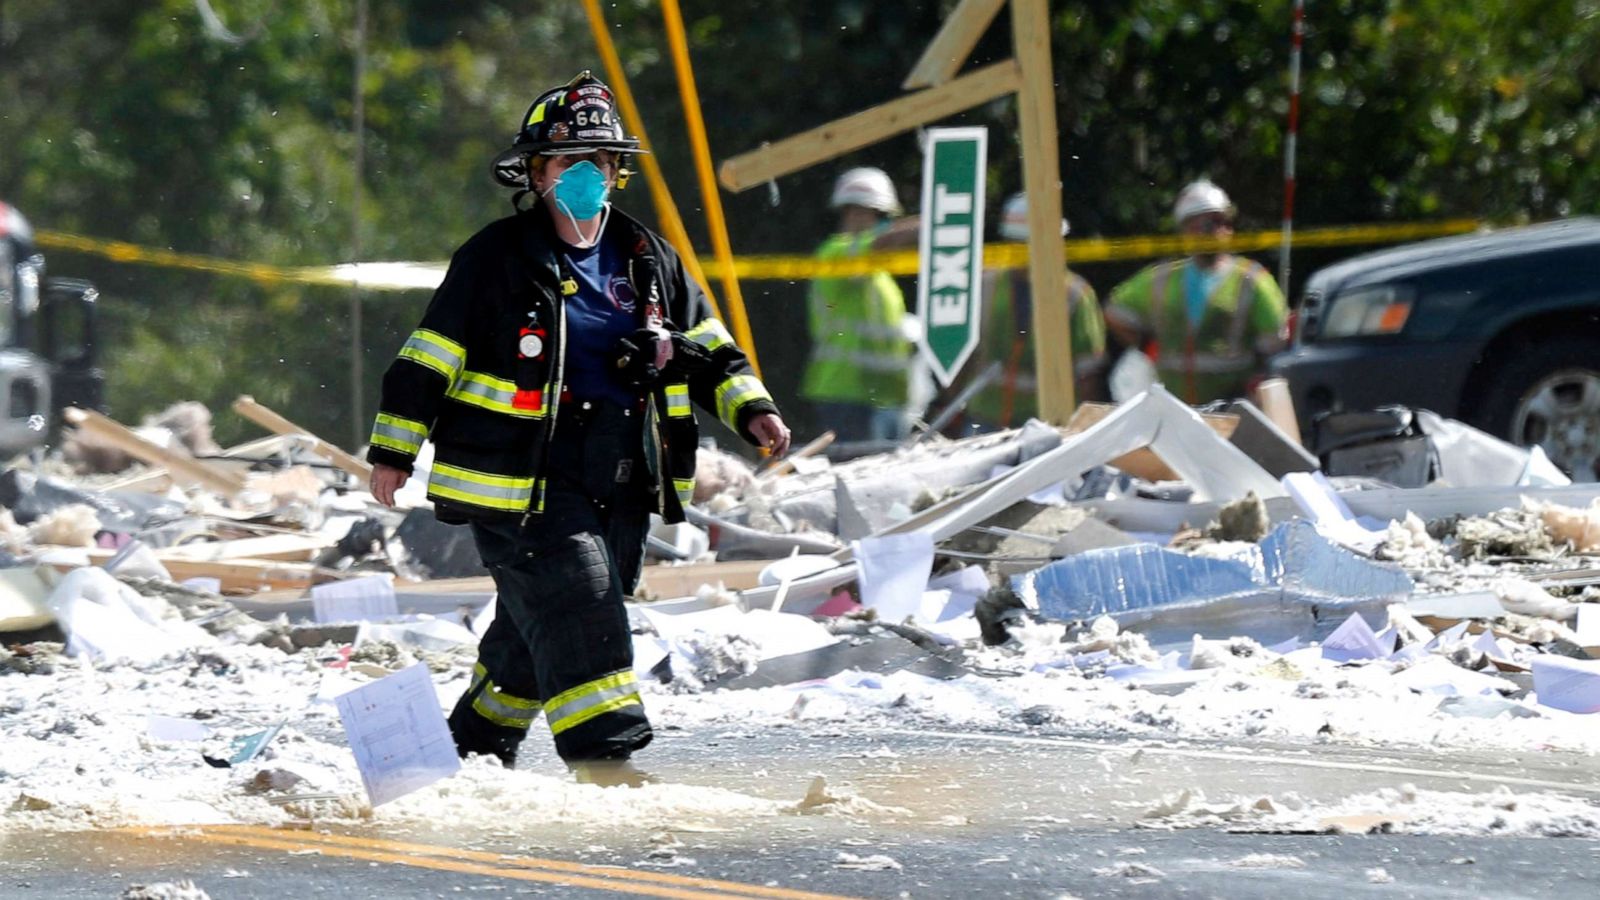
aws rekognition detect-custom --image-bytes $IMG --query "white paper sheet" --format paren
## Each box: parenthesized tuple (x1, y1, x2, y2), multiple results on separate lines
(146, 715, 212, 742)
(853, 532, 935, 624)
(1531, 655, 1600, 714)
(312, 574, 399, 624)
(1320, 611, 1391, 662)
(1282, 471, 1390, 553)
(1576, 604, 1600, 649)
(335, 663, 460, 806)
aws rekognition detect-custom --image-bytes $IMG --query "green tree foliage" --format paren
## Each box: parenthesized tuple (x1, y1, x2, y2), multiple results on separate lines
(1, 0, 1596, 444)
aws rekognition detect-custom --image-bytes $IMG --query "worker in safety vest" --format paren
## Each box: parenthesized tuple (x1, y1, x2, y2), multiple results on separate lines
(1105, 180, 1287, 404)
(943, 193, 1106, 433)
(799, 167, 918, 442)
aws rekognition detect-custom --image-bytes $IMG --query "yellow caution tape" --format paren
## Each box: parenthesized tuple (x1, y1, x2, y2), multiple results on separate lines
(35, 218, 1480, 290)
(706, 219, 1483, 279)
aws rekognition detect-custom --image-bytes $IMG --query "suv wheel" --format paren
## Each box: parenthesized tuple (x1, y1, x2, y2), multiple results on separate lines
(1477, 337, 1600, 482)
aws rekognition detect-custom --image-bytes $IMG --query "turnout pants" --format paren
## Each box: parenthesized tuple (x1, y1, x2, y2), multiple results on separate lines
(448, 400, 655, 764)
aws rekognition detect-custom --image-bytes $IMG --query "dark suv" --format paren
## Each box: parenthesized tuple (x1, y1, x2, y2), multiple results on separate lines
(1271, 217, 1600, 481)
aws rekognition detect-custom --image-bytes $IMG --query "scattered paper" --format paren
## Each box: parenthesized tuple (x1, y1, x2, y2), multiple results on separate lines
(1282, 471, 1389, 553)
(853, 532, 935, 624)
(1531, 655, 1600, 714)
(335, 663, 460, 806)
(146, 715, 212, 742)
(1321, 612, 1392, 662)
(312, 574, 399, 624)
(1576, 604, 1600, 649)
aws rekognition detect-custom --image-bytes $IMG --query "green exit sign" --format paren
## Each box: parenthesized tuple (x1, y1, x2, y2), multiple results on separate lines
(917, 127, 988, 387)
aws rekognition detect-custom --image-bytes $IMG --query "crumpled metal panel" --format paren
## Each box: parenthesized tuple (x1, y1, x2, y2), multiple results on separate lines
(1019, 520, 1413, 627)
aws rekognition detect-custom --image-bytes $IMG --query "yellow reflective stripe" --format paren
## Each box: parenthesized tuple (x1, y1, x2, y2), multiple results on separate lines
(529, 102, 547, 125)
(664, 383, 691, 418)
(550, 694, 642, 735)
(468, 663, 542, 729)
(428, 462, 534, 512)
(684, 318, 734, 351)
(370, 413, 427, 455)
(673, 478, 695, 507)
(397, 329, 465, 382)
(471, 663, 541, 710)
(714, 375, 773, 428)
(545, 670, 642, 735)
(446, 369, 546, 418)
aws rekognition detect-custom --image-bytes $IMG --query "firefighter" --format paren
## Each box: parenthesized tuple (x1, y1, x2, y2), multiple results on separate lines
(366, 71, 789, 786)
(945, 192, 1107, 432)
(798, 167, 919, 442)
(1105, 180, 1288, 404)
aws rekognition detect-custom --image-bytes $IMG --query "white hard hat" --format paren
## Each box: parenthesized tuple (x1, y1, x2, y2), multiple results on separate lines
(0, 201, 34, 244)
(1172, 179, 1234, 225)
(999, 192, 1069, 241)
(830, 167, 902, 216)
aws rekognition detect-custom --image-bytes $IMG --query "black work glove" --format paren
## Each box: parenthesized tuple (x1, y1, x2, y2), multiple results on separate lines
(663, 332, 716, 380)
(613, 327, 673, 389)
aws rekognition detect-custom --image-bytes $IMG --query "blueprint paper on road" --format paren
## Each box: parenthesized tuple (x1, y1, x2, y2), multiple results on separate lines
(312, 574, 399, 624)
(335, 663, 460, 806)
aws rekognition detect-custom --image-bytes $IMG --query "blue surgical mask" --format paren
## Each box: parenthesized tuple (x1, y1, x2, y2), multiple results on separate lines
(550, 160, 610, 220)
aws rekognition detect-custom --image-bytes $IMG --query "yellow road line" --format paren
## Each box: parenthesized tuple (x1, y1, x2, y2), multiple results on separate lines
(121, 824, 864, 900)
(36, 218, 1482, 289)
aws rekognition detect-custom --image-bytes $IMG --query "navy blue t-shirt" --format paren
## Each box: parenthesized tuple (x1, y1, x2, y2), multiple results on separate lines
(560, 229, 643, 408)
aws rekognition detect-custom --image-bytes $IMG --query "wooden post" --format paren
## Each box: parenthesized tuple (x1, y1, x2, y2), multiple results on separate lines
(232, 396, 374, 482)
(659, 0, 763, 379)
(718, 60, 1022, 192)
(62, 408, 247, 496)
(1011, 0, 1074, 422)
(903, 0, 1007, 90)
(579, 0, 725, 321)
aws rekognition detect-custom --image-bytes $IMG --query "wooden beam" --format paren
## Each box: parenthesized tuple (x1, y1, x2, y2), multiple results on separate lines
(903, 0, 1007, 90)
(639, 558, 770, 597)
(62, 408, 247, 496)
(719, 59, 1022, 192)
(74, 551, 327, 594)
(158, 533, 335, 563)
(99, 435, 291, 494)
(1011, 0, 1074, 423)
(232, 395, 373, 482)
(758, 430, 835, 479)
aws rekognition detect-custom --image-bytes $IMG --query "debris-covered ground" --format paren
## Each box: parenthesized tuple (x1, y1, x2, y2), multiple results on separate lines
(3, 392, 1599, 898)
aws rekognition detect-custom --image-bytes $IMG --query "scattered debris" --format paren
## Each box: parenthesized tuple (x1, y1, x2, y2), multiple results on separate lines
(6, 390, 1600, 847)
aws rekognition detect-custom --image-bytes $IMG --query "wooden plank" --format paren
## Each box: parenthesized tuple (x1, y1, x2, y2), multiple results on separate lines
(1255, 377, 1305, 447)
(718, 60, 1022, 191)
(232, 395, 374, 482)
(640, 558, 771, 598)
(98, 435, 292, 494)
(1012, 0, 1074, 423)
(758, 430, 835, 479)
(1065, 403, 1239, 483)
(62, 407, 247, 496)
(67, 551, 329, 594)
(242, 560, 778, 606)
(159, 533, 335, 563)
(903, 0, 1007, 90)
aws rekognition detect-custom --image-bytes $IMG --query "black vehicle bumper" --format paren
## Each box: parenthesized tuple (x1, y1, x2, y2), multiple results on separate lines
(1269, 340, 1481, 435)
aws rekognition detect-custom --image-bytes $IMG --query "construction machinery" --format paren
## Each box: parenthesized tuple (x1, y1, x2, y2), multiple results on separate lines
(0, 200, 103, 454)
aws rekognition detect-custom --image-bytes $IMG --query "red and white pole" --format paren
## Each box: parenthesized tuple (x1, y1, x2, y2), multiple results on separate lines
(1278, 0, 1305, 294)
